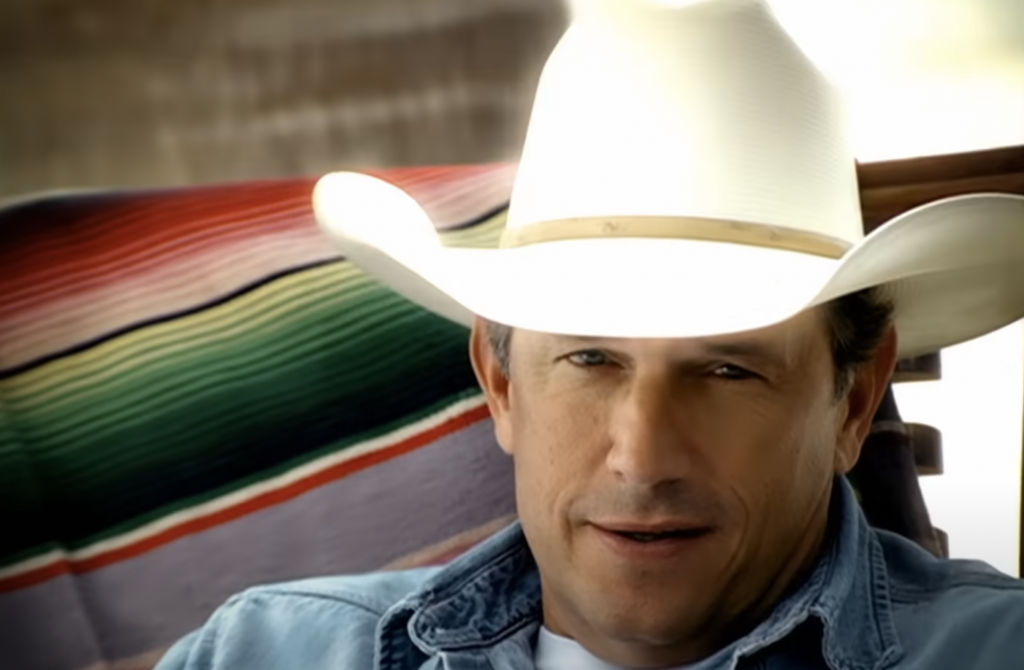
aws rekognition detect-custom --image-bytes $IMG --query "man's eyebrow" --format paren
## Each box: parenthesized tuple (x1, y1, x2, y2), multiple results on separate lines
(552, 335, 605, 346)
(694, 339, 789, 365)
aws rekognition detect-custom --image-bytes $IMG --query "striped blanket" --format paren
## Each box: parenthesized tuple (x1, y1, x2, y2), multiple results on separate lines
(0, 165, 519, 670)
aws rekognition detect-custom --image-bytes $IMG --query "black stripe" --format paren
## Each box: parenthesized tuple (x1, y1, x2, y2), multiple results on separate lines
(0, 204, 508, 381)
(0, 257, 343, 381)
(441, 202, 509, 232)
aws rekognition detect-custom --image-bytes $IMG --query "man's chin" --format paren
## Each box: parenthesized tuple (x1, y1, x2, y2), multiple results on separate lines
(572, 608, 716, 669)
(575, 589, 713, 646)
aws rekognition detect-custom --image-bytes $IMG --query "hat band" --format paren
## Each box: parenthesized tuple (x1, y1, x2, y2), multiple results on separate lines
(499, 216, 853, 259)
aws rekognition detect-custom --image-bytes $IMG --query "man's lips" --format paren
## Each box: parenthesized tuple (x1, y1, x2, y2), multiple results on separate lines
(591, 521, 713, 541)
(593, 521, 711, 534)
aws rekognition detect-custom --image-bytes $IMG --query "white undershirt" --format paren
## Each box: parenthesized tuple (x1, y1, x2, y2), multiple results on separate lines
(534, 626, 695, 670)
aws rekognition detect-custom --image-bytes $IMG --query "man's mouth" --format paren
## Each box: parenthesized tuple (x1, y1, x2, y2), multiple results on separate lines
(612, 528, 709, 543)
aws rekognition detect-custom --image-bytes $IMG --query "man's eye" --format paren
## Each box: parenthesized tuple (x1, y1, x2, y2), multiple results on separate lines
(567, 350, 610, 367)
(712, 364, 756, 380)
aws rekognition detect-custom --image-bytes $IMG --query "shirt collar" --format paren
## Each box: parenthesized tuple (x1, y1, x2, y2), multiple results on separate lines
(380, 476, 903, 670)
(729, 477, 903, 670)
(376, 522, 540, 666)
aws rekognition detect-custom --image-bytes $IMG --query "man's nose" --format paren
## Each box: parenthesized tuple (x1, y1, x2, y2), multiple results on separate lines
(605, 373, 694, 486)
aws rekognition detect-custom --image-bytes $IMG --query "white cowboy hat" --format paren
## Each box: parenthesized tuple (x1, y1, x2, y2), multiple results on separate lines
(312, 0, 1024, 359)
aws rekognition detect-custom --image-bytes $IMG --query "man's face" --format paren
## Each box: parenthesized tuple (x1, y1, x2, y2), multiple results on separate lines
(470, 309, 893, 667)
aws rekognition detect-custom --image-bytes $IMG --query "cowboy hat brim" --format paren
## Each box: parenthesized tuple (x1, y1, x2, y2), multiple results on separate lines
(313, 171, 1024, 359)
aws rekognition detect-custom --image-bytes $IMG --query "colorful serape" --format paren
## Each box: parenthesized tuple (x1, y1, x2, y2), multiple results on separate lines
(0, 164, 519, 670)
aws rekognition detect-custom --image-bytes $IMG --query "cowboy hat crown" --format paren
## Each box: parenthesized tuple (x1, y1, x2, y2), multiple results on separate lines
(313, 0, 1024, 358)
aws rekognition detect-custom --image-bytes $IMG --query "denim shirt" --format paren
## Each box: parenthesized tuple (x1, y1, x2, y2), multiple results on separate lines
(156, 478, 1024, 670)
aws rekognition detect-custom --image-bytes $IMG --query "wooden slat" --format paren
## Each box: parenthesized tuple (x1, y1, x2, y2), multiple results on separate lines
(859, 145, 1024, 568)
(861, 172, 1024, 232)
(857, 145, 1024, 190)
(893, 352, 942, 383)
(907, 423, 943, 477)
(857, 145, 1024, 232)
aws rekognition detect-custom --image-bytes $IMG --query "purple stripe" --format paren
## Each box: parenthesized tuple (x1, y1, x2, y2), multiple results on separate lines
(0, 575, 104, 670)
(0, 420, 515, 670)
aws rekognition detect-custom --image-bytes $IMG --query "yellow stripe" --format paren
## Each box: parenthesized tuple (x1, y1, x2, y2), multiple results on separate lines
(5, 264, 372, 404)
(8, 211, 505, 405)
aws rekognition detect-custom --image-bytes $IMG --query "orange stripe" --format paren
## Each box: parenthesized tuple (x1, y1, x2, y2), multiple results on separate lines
(0, 403, 492, 594)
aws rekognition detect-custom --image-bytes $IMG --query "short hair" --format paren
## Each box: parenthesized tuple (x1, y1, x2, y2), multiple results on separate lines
(484, 286, 894, 399)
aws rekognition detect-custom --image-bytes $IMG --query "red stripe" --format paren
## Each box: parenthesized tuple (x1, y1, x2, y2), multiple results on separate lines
(1, 165, 498, 294)
(0, 164, 515, 318)
(2, 181, 313, 278)
(0, 183, 317, 317)
(1, 164, 508, 288)
(0, 204, 320, 320)
(0, 403, 492, 594)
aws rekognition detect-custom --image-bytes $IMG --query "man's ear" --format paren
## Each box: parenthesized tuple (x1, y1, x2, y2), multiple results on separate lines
(834, 326, 899, 474)
(469, 317, 515, 455)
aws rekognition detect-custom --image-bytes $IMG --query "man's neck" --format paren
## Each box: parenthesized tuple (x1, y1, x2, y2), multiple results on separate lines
(713, 481, 835, 652)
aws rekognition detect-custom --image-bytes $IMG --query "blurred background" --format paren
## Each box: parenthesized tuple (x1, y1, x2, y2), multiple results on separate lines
(1, 0, 1022, 572)
(2, 0, 1022, 196)
(0, 0, 567, 199)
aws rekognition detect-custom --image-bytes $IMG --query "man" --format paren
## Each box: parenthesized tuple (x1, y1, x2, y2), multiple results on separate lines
(157, 0, 1024, 668)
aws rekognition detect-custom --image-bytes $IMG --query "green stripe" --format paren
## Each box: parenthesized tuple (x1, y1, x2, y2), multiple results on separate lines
(1, 278, 480, 562)
(10, 277, 390, 444)
(0, 209, 508, 567)
(9, 212, 503, 410)
(0, 387, 484, 569)
(23, 303, 457, 470)
(13, 293, 471, 481)
(7, 263, 372, 408)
